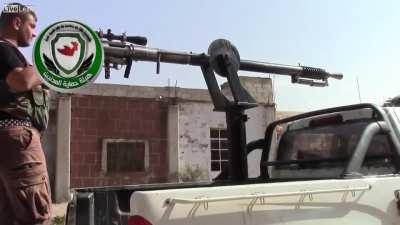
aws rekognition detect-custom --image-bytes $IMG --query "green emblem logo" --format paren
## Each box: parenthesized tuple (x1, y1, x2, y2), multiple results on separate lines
(33, 21, 103, 92)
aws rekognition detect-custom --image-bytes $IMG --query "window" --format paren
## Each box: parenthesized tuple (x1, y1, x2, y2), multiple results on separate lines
(210, 128, 229, 172)
(102, 139, 149, 173)
(268, 115, 396, 179)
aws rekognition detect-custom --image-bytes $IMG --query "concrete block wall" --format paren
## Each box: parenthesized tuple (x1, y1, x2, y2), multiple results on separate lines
(70, 95, 168, 188)
(41, 109, 57, 195)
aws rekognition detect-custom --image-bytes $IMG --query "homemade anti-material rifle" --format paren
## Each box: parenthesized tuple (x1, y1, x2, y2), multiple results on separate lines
(98, 29, 342, 87)
(98, 29, 344, 182)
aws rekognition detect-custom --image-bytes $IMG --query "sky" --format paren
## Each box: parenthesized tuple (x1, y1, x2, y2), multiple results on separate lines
(8, 0, 400, 111)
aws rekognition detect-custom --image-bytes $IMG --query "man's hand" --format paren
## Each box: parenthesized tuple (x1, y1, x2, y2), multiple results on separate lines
(5, 65, 42, 92)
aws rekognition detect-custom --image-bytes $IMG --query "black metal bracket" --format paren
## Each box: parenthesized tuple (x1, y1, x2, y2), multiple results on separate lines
(201, 39, 258, 183)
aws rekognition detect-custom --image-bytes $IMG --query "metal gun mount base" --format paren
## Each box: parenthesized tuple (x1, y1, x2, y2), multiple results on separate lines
(202, 39, 258, 182)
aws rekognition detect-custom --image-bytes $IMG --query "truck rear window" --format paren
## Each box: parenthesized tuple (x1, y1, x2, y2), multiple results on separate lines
(268, 118, 396, 179)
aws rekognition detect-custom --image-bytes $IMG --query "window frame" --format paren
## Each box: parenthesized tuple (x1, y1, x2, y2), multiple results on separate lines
(210, 128, 229, 172)
(101, 138, 149, 174)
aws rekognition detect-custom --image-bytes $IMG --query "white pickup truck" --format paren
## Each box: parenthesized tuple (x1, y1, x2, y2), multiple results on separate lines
(66, 103, 400, 225)
(65, 36, 398, 225)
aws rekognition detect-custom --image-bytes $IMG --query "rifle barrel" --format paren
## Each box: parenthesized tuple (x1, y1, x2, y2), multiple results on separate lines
(103, 44, 343, 83)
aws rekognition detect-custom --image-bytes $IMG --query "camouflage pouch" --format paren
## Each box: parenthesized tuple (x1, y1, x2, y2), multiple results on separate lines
(30, 86, 49, 132)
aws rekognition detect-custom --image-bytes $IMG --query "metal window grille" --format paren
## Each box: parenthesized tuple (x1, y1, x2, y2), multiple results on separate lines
(210, 128, 229, 172)
(101, 139, 149, 173)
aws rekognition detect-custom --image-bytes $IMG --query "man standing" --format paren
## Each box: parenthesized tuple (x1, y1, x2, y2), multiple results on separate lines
(0, 3, 52, 225)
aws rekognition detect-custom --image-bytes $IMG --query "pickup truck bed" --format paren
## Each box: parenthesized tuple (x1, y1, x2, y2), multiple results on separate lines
(66, 105, 400, 225)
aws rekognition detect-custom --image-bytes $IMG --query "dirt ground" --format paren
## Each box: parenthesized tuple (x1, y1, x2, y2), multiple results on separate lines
(52, 202, 68, 218)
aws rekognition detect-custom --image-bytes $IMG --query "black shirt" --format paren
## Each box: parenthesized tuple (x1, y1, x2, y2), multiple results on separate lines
(0, 41, 28, 119)
(0, 41, 27, 81)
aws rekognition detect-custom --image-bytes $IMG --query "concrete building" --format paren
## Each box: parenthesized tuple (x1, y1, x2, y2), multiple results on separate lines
(43, 76, 275, 202)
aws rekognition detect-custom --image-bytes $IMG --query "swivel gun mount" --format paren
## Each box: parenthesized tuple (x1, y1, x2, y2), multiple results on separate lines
(97, 29, 343, 87)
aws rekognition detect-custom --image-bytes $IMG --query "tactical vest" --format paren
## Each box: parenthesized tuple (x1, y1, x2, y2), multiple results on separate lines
(0, 41, 50, 132)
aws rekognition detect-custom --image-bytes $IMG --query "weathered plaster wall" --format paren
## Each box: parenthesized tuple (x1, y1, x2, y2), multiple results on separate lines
(178, 102, 226, 179)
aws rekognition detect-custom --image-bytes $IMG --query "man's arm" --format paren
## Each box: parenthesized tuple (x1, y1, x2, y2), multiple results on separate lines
(5, 65, 42, 92)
